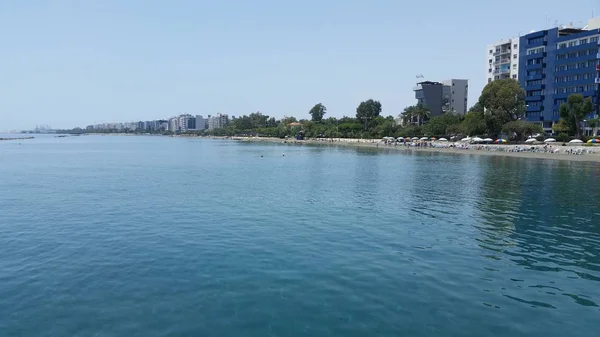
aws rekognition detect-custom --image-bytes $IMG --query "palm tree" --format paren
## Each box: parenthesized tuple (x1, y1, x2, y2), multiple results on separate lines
(401, 106, 416, 125)
(415, 103, 431, 126)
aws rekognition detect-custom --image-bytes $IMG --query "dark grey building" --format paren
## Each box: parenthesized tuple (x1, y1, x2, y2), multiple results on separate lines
(414, 81, 444, 116)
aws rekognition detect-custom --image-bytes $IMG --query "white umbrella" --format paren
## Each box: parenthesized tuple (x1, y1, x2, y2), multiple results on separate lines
(544, 138, 556, 143)
(569, 139, 583, 143)
(420, 137, 428, 141)
(483, 138, 493, 142)
(438, 138, 448, 141)
(472, 137, 483, 143)
(525, 138, 536, 143)
(460, 137, 471, 142)
(411, 137, 419, 140)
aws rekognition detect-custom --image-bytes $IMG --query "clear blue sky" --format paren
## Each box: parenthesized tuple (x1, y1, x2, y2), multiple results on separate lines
(1, 0, 599, 130)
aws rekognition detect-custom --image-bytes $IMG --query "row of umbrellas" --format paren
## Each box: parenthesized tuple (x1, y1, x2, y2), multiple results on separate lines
(387, 136, 600, 144)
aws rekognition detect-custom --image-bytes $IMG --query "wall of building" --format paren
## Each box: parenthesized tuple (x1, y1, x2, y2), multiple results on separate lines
(519, 27, 600, 130)
(442, 79, 468, 114)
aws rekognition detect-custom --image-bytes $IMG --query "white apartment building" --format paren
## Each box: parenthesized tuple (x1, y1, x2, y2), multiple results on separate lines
(486, 38, 520, 84)
(207, 114, 229, 130)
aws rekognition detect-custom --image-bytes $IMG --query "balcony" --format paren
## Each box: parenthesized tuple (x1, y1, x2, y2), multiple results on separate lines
(527, 104, 542, 112)
(526, 51, 546, 59)
(526, 94, 544, 102)
(525, 63, 545, 70)
(493, 68, 511, 75)
(493, 49, 511, 56)
(526, 74, 544, 81)
(496, 58, 511, 65)
(525, 83, 545, 91)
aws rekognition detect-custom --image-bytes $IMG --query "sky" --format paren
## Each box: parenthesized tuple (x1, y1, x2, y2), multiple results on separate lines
(1, 0, 599, 131)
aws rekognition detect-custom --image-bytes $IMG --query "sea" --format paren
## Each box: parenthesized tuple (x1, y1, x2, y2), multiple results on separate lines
(1, 134, 599, 337)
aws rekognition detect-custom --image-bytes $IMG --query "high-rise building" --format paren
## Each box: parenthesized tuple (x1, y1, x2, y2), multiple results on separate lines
(207, 114, 229, 130)
(518, 19, 600, 133)
(486, 38, 520, 84)
(413, 79, 469, 116)
(195, 115, 206, 130)
(442, 79, 469, 114)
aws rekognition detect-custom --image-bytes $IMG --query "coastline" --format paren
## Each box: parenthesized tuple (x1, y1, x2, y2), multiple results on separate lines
(232, 136, 600, 163)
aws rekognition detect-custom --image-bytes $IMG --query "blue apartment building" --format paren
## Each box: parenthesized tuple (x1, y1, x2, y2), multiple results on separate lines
(519, 26, 600, 133)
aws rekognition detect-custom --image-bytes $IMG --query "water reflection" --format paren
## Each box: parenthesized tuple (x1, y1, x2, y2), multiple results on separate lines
(474, 156, 600, 309)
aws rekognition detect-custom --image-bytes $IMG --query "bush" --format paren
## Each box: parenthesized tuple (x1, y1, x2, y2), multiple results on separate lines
(556, 133, 570, 142)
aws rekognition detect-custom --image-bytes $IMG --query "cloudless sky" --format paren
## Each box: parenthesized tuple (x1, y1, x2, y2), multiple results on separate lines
(1, 0, 599, 131)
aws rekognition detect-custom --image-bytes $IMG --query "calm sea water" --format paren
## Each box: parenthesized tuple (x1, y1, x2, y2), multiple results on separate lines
(1, 134, 599, 336)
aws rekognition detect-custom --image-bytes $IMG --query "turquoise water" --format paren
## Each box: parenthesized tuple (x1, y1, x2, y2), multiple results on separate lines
(1, 135, 599, 336)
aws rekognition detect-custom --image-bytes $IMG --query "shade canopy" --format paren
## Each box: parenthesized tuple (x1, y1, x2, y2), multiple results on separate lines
(544, 138, 556, 143)
(569, 139, 584, 143)
(525, 138, 536, 143)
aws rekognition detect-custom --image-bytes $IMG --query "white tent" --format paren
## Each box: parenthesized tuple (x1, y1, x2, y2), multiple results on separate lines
(569, 139, 584, 143)
(544, 138, 556, 143)
(525, 138, 536, 143)
(438, 138, 448, 141)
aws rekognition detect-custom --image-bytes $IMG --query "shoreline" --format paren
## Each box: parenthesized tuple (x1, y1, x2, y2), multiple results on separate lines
(232, 137, 600, 163)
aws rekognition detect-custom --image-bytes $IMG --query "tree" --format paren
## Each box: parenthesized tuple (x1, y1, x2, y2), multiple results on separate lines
(422, 113, 463, 136)
(309, 103, 327, 122)
(559, 94, 593, 138)
(501, 120, 544, 141)
(414, 103, 431, 126)
(401, 103, 430, 126)
(462, 110, 487, 136)
(356, 99, 382, 129)
(478, 79, 526, 137)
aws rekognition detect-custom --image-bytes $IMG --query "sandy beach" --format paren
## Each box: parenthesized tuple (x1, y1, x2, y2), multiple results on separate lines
(232, 136, 600, 163)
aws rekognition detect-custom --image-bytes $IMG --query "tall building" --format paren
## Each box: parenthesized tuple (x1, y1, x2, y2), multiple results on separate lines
(207, 114, 229, 130)
(413, 79, 469, 116)
(442, 79, 469, 114)
(518, 19, 600, 133)
(195, 115, 206, 130)
(486, 38, 520, 83)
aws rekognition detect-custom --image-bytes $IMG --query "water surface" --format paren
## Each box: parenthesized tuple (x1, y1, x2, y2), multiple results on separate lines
(1, 135, 599, 336)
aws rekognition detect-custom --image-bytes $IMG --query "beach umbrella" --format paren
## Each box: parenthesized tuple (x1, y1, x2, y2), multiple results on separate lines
(483, 138, 493, 143)
(438, 138, 448, 141)
(569, 139, 584, 143)
(495, 139, 507, 144)
(587, 139, 600, 143)
(525, 138, 536, 143)
(411, 137, 419, 140)
(472, 137, 483, 143)
(544, 138, 556, 143)
(420, 137, 428, 141)
(460, 137, 471, 142)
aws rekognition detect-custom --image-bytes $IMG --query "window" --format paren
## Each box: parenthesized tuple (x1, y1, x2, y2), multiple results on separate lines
(568, 41, 576, 47)
(591, 36, 599, 43)
(489, 59, 492, 63)
(513, 64, 517, 69)
(512, 75, 517, 79)
(488, 78, 492, 83)
(580, 38, 588, 44)
(579, 62, 586, 68)
(488, 68, 492, 73)
(558, 42, 567, 49)
(489, 49, 493, 54)
(567, 52, 577, 59)
(513, 54, 517, 59)
(557, 54, 566, 60)
(514, 44, 518, 48)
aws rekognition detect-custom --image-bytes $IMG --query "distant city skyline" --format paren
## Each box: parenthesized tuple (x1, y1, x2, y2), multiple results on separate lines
(1, 0, 599, 131)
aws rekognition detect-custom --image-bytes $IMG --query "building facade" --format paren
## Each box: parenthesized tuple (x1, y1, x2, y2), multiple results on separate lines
(518, 23, 600, 131)
(207, 114, 229, 130)
(414, 79, 469, 116)
(442, 79, 469, 114)
(487, 38, 520, 84)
